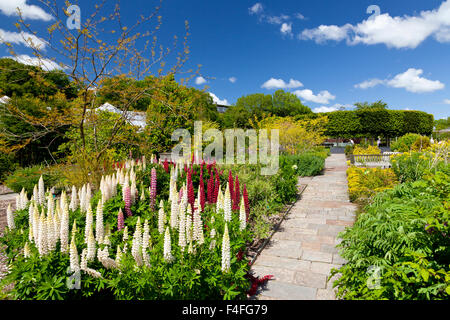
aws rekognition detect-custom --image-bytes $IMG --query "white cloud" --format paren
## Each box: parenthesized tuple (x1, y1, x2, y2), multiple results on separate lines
(5, 54, 64, 71)
(229, 77, 237, 83)
(444, 99, 450, 104)
(0, 29, 46, 49)
(195, 76, 207, 85)
(0, 0, 52, 21)
(355, 68, 444, 93)
(300, 24, 353, 43)
(249, 3, 263, 15)
(387, 68, 444, 93)
(313, 106, 339, 113)
(313, 103, 353, 113)
(261, 78, 303, 90)
(295, 13, 306, 20)
(354, 78, 385, 89)
(299, 0, 450, 49)
(294, 89, 336, 104)
(281, 23, 292, 36)
(435, 27, 450, 42)
(209, 92, 229, 105)
(267, 15, 290, 25)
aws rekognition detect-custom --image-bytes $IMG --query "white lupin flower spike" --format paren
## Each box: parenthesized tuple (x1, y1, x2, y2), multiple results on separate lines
(95, 198, 104, 244)
(87, 227, 96, 261)
(69, 235, 79, 273)
(239, 197, 246, 231)
(158, 205, 165, 234)
(223, 183, 232, 222)
(38, 175, 45, 206)
(221, 223, 231, 273)
(163, 227, 173, 262)
(6, 203, 15, 230)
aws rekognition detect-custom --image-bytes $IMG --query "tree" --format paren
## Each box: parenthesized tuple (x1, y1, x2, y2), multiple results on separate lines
(354, 100, 388, 110)
(2, 0, 195, 181)
(0, 93, 75, 166)
(272, 90, 312, 116)
(0, 59, 78, 166)
(434, 117, 450, 131)
(0, 58, 77, 99)
(259, 116, 328, 154)
(222, 90, 311, 128)
(145, 75, 219, 153)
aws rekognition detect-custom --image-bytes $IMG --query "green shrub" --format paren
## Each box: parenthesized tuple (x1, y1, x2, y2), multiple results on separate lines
(274, 156, 298, 203)
(353, 145, 381, 155)
(331, 170, 450, 300)
(346, 167, 398, 205)
(344, 145, 354, 157)
(225, 162, 294, 240)
(391, 133, 421, 152)
(391, 151, 450, 184)
(324, 110, 434, 139)
(4, 165, 63, 195)
(0, 152, 18, 183)
(411, 136, 431, 151)
(286, 153, 325, 177)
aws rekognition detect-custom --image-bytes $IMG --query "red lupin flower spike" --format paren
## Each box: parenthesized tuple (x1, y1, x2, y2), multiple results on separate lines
(243, 184, 250, 222)
(199, 171, 205, 211)
(228, 170, 234, 202)
(233, 175, 240, 211)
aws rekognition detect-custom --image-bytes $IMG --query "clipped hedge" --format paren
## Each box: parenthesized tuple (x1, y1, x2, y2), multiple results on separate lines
(322, 110, 434, 138)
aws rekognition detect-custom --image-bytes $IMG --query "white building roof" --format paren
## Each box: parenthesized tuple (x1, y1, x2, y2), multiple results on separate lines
(98, 102, 146, 129)
(0, 95, 11, 104)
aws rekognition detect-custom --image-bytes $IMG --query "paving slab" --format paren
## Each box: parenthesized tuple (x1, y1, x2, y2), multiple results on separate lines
(257, 281, 317, 300)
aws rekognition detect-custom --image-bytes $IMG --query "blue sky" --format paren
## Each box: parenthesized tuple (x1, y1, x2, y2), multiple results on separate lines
(1, 0, 450, 119)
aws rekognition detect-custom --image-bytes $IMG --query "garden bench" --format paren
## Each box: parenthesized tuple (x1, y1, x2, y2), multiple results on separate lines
(350, 152, 402, 169)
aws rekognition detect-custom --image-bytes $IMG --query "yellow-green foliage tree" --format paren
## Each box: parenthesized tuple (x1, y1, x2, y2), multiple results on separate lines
(258, 115, 328, 154)
(144, 74, 219, 154)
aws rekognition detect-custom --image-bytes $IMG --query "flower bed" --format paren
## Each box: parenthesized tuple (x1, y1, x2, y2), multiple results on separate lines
(0, 154, 309, 300)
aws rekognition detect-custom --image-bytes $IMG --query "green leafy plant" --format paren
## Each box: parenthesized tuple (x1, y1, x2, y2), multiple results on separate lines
(285, 153, 325, 177)
(391, 133, 421, 152)
(4, 165, 61, 195)
(331, 168, 450, 300)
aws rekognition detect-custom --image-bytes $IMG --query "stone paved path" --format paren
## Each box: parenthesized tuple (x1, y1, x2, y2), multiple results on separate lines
(251, 154, 357, 300)
(0, 191, 16, 281)
(0, 193, 17, 234)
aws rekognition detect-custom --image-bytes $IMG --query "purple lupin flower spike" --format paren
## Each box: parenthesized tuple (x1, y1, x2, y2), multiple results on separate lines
(124, 186, 132, 217)
(118, 208, 125, 231)
(150, 168, 157, 210)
